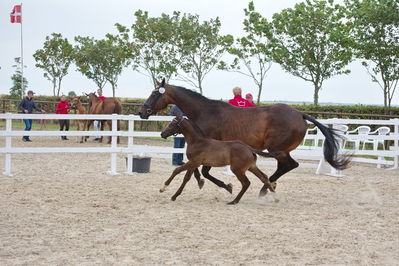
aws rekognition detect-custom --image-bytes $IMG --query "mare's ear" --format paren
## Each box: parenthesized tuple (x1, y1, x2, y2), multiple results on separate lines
(84, 93, 89, 96)
(161, 78, 165, 87)
(155, 80, 161, 87)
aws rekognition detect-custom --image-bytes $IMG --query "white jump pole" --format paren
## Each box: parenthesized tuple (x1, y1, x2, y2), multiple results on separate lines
(125, 115, 134, 174)
(3, 115, 12, 176)
(109, 114, 118, 175)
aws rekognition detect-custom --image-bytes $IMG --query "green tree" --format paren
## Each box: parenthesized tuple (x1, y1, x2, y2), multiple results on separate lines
(115, 10, 180, 87)
(175, 13, 233, 94)
(33, 33, 74, 96)
(68, 91, 77, 97)
(266, 0, 353, 105)
(346, 0, 399, 108)
(74, 36, 107, 91)
(219, 2, 272, 104)
(10, 70, 28, 98)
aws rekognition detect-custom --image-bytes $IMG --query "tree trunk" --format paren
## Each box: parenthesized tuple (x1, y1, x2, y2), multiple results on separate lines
(257, 82, 263, 105)
(112, 83, 116, 97)
(313, 84, 320, 106)
(53, 79, 57, 97)
(57, 78, 62, 97)
(198, 78, 203, 95)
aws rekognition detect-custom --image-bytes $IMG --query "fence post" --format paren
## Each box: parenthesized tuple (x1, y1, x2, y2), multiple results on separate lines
(3, 114, 12, 176)
(392, 119, 399, 170)
(125, 115, 134, 174)
(108, 114, 118, 175)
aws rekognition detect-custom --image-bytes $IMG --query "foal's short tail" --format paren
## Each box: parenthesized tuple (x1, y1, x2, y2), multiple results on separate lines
(303, 114, 350, 170)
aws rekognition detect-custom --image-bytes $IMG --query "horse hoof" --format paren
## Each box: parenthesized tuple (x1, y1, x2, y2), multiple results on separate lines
(171, 196, 177, 201)
(271, 182, 277, 190)
(159, 189, 165, 193)
(259, 188, 268, 197)
(227, 201, 236, 205)
(226, 183, 233, 194)
(198, 179, 205, 189)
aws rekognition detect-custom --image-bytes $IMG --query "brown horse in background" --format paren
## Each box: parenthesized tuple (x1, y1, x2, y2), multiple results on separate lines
(86, 93, 122, 144)
(70, 96, 87, 143)
(139, 79, 350, 196)
(160, 116, 279, 204)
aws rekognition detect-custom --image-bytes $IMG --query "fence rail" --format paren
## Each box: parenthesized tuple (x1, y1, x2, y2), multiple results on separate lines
(0, 113, 398, 176)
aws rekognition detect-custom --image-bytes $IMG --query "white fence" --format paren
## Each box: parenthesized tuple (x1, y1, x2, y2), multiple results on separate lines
(0, 113, 398, 176)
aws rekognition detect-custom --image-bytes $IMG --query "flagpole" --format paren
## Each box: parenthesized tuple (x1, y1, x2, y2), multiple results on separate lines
(20, 3, 24, 99)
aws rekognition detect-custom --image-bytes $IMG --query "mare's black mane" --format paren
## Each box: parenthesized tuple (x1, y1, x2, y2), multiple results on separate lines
(169, 84, 231, 107)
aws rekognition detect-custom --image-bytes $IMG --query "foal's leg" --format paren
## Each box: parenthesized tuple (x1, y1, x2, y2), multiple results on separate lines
(201, 166, 233, 194)
(259, 152, 299, 197)
(228, 169, 251, 205)
(248, 166, 275, 192)
(171, 170, 194, 201)
(194, 168, 205, 189)
(160, 161, 198, 192)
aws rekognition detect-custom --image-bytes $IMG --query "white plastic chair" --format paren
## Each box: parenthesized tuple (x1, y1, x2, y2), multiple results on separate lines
(363, 126, 390, 151)
(333, 124, 348, 148)
(345, 126, 371, 150)
(302, 126, 324, 149)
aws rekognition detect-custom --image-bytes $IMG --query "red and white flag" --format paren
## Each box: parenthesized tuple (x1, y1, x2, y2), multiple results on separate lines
(10, 5, 22, 23)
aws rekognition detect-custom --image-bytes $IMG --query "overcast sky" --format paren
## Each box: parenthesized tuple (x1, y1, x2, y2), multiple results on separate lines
(0, 0, 397, 105)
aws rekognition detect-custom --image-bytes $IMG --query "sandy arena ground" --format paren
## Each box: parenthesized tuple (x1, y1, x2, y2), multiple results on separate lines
(0, 136, 398, 265)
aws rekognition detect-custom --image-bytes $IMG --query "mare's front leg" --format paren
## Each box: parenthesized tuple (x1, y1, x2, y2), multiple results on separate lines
(201, 166, 233, 194)
(171, 170, 194, 201)
(160, 161, 198, 192)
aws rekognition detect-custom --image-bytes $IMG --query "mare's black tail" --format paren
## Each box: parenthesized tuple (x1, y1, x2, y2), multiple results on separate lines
(303, 114, 350, 170)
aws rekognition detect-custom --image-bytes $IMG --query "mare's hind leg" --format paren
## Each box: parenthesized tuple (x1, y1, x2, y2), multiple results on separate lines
(201, 166, 233, 194)
(85, 120, 93, 141)
(228, 169, 250, 205)
(259, 152, 299, 197)
(248, 166, 275, 192)
(171, 170, 194, 201)
(106, 120, 112, 144)
(194, 168, 205, 189)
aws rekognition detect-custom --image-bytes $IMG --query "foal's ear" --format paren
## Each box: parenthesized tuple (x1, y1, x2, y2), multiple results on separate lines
(161, 78, 165, 87)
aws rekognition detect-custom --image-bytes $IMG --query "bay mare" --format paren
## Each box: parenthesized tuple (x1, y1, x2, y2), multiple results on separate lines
(139, 79, 350, 196)
(160, 116, 278, 204)
(86, 93, 122, 144)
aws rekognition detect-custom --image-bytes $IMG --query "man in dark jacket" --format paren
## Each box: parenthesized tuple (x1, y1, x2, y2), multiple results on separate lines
(19, 90, 45, 142)
(169, 105, 185, 165)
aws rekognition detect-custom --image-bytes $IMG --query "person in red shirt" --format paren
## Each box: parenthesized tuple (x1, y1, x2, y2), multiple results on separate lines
(56, 95, 71, 140)
(245, 93, 256, 106)
(228, 87, 256, 107)
(97, 88, 107, 101)
(94, 88, 107, 141)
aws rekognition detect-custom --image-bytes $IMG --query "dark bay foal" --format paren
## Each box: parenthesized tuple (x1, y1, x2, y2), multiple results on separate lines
(160, 116, 280, 205)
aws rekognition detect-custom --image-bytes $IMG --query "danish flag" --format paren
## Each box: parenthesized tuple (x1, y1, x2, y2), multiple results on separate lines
(10, 5, 22, 23)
